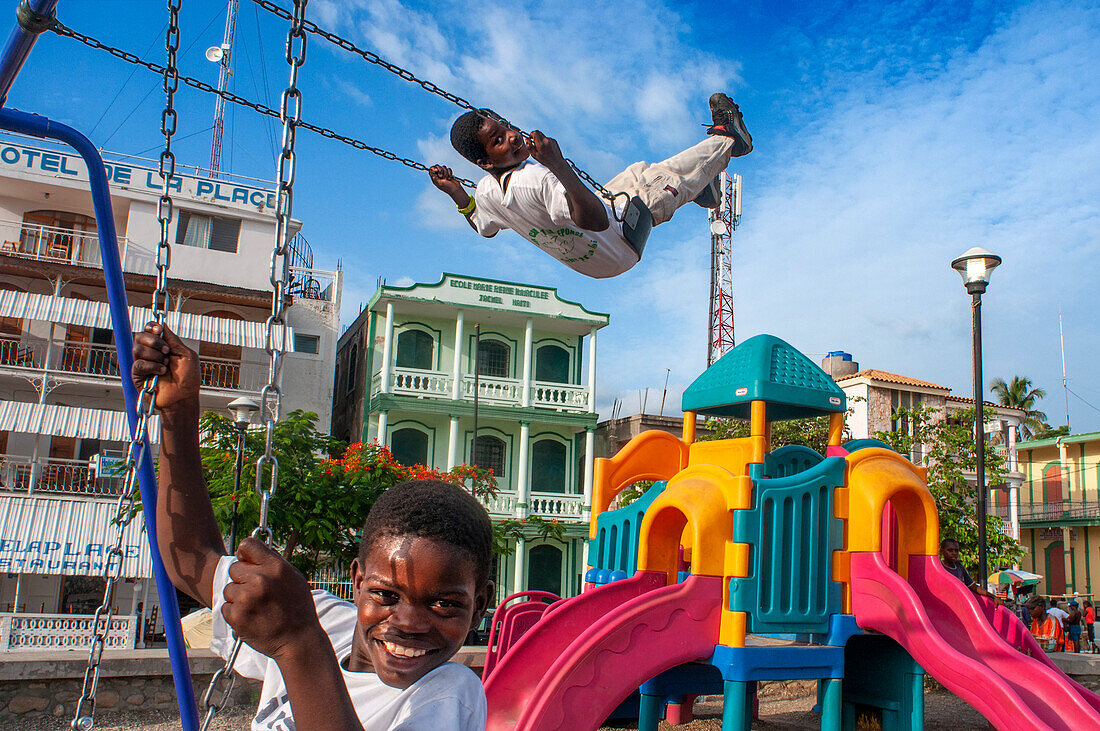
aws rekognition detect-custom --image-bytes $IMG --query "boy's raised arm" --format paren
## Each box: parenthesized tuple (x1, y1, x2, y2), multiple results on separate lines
(133, 323, 226, 607)
(428, 165, 479, 232)
(528, 130, 609, 233)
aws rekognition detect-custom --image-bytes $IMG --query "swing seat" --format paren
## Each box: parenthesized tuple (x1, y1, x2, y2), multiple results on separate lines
(621, 195, 652, 258)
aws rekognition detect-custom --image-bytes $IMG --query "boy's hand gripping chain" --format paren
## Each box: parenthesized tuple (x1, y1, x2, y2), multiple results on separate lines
(199, 1, 305, 728)
(70, 2, 181, 730)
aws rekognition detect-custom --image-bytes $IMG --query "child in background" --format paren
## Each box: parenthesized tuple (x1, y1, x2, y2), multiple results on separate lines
(132, 323, 494, 730)
(429, 93, 752, 279)
(1086, 600, 1096, 653)
(1028, 597, 1065, 652)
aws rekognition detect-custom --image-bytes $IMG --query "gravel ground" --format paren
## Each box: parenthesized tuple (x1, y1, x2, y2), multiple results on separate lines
(11, 688, 989, 730)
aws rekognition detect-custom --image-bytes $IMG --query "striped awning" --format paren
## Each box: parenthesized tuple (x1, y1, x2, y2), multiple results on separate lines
(0, 494, 151, 578)
(0, 401, 159, 443)
(0, 290, 292, 348)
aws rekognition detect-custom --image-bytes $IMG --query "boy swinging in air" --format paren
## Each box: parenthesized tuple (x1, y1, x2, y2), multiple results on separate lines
(133, 324, 494, 730)
(429, 93, 752, 279)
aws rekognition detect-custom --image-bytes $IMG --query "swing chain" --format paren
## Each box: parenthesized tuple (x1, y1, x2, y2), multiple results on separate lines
(49, 20, 476, 189)
(247, 0, 627, 220)
(200, 2, 307, 728)
(72, 4, 180, 728)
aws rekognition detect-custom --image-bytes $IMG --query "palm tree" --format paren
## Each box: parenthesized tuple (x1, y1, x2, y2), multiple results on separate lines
(990, 376, 1049, 441)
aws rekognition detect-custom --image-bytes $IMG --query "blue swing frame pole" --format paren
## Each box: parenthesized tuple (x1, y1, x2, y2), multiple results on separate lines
(0, 107, 199, 731)
(0, 0, 57, 104)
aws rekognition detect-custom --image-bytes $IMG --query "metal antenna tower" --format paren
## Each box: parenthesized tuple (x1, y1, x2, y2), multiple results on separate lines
(707, 172, 741, 366)
(207, 0, 240, 177)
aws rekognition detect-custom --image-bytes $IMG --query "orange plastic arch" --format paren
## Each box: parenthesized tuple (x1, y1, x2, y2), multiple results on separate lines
(636, 464, 748, 583)
(844, 448, 938, 579)
(590, 430, 690, 538)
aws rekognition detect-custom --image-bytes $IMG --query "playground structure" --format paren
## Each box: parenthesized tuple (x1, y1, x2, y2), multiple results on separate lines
(482, 334, 1100, 731)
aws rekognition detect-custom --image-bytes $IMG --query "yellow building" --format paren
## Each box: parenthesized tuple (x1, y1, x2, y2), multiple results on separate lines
(1018, 431, 1100, 596)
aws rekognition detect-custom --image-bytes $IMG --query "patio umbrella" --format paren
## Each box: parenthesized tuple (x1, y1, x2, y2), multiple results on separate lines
(988, 569, 1042, 586)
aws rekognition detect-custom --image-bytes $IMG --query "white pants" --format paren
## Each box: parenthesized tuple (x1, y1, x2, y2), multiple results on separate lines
(605, 136, 735, 226)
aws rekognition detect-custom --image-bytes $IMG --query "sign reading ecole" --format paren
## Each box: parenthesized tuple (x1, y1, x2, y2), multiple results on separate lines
(0, 141, 276, 214)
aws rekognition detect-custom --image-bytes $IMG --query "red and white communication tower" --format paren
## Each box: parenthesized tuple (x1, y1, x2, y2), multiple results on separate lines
(206, 0, 240, 178)
(707, 172, 742, 366)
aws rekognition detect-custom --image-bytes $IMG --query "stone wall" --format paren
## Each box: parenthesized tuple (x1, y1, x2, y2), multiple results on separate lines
(0, 649, 257, 723)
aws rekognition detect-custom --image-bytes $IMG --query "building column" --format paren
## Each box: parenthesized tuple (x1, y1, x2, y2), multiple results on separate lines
(376, 411, 388, 444)
(586, 326, 598, 410)
(452, 310, 464, 400)
(1007, 420, 1018, 472)
(1008, 483, 1020, 543)
(1063, 526, 1075, 592)
(521, 317, 534, 407)
(378, 302, 395, 394)
(516, 422, 531, 518)
(582, 428, 595, 520)
(513, 536, 527, 595)
(446, 416, 460, 470)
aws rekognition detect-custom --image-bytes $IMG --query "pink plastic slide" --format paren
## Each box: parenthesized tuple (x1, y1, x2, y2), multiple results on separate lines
(484, 571, 723, 731)
(851, 552, 1100, 731)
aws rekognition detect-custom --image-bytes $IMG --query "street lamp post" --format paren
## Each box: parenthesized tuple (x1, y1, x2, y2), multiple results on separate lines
(227, 396, 259, 552)
(951, 246, 1001, 586)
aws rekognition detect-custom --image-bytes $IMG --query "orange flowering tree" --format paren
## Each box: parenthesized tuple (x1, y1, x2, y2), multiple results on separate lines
(200, 411, 562, 574)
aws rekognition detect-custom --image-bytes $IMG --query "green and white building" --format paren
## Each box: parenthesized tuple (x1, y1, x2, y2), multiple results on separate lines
(331, 274, 608, 601)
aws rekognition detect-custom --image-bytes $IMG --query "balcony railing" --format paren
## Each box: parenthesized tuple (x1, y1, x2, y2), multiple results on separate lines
(0, 612, 137, 651)
(1019, 502, 1100, 523)
(0, 455, 127, 497)
(531, 381, 590, 410)
(375, 367, 592, 413)
(0, 334, 266, 393)
(0, 220, 130, 269)
(479, 491, 585, 520)
(288, 266, 338, 303)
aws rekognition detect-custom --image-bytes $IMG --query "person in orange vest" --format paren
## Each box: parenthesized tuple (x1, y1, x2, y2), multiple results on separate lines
(1028, 597, 1065, 652)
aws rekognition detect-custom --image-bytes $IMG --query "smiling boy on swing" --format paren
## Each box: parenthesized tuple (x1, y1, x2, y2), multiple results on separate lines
(429, 93, 752, 278)
(133, 323, 494, 730)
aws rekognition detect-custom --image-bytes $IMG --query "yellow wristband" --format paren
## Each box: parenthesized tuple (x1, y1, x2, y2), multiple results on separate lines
(457, 197, 476, 215)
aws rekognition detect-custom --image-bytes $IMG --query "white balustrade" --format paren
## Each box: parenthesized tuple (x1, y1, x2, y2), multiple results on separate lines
(0, 220, 129, 269)
(481, 492, 518, 518)
(0, 612, 137, 651)
(461, 375, 522, 405)
(528, 493, 585, 518)
(391, 368, 453, 398)
(531, 381, 590, 410)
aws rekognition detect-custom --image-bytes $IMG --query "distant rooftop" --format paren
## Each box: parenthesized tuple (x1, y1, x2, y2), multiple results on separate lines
(835, 369, 948, 391)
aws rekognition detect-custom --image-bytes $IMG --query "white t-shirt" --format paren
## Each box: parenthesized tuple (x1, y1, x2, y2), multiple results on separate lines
(210, 556, 486, 731)
(469, 161, 640, 278)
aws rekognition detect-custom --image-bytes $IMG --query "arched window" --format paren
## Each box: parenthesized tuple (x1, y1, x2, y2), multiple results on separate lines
(477, 339, 509, 378)
(531, 439, 567, 493)
(396, 329, 434, 370)
(472, 434, 506, 477)
(535, 344, 570, 383)
(391, 428, 429, 467)
(528, 544, 563, 596)
(199, 310, 243, 389)
(346, 344, 358, 393)
(1043, 464, 1063, 505)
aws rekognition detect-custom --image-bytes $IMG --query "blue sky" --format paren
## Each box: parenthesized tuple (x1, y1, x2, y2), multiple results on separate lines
(8, 0, 1100, 431)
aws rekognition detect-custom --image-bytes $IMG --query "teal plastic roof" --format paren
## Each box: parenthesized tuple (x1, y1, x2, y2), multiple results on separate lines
(682, 334, 846, 420)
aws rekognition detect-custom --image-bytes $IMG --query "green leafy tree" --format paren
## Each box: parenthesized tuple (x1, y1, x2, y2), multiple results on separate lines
(200, 412, 560, 574)
(990, 376, 1048, 441)
(1033, 423, 1069, 440)
(874, 404, 1023, 571)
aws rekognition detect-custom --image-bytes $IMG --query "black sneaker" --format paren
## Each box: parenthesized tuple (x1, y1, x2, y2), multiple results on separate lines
(693, 175, 720, 209)
(706, 93, 752, 156)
